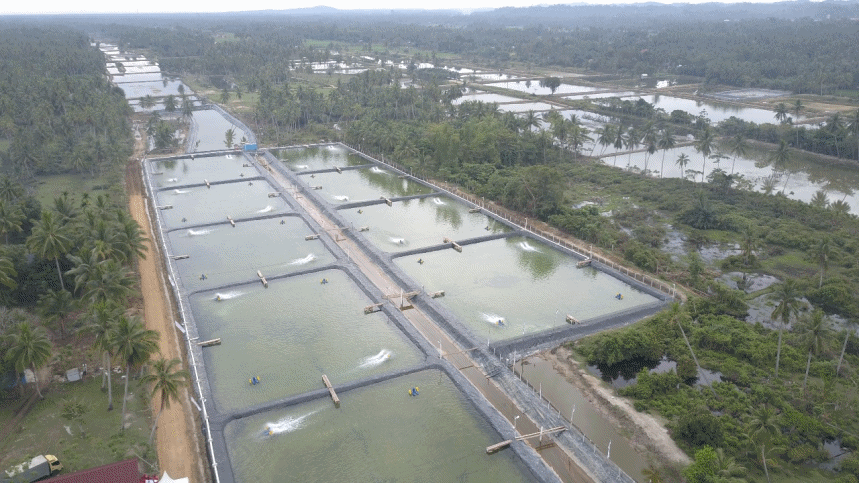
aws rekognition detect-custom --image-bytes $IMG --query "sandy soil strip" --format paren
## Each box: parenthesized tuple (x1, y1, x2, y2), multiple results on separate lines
(127, 141, 205, 482)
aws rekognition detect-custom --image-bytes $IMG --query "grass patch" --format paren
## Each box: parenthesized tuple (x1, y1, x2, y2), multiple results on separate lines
(0, 376, 154, 475)
(30, 173, 115, 209)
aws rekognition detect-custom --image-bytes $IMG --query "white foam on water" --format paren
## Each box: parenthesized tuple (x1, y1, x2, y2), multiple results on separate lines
(289, 253, 316, 265)
(167, 177, 178, 182)
(389, 237, 406, 245)
(226, 154, 233, 159)
(174, 189, 189, 194)
(187, 229, 211, 236)
(333, 195, 349, 202)
(257, 205, 274, 213)
(481, 312, 506, 327)
(370, 166, 386, 174)
(295, 164, 309, 169)
(264, 410, 318, 436)
(432, 197, 445, 205)
(214, 291, 243, 301)
(518, 241, 539, 252)
(358, 349, 393, 369)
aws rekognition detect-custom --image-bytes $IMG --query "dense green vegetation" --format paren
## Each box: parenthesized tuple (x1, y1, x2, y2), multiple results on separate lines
(0, 28, 133, 178)
(0, 26, 182, 476)
(2, 4, 859, 480)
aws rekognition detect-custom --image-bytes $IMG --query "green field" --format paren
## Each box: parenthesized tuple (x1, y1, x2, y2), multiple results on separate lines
(0, 376, 153, 475)
(30, 173, 117, 210)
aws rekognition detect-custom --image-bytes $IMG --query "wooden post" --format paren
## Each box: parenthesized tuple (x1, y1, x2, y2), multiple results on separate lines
(322, 374, 340, 407)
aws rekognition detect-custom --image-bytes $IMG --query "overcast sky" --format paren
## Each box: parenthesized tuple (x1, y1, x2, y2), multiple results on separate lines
(2, 0, 787, 16)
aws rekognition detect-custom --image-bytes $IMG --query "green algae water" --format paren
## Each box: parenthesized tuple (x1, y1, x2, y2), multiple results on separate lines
(225, 370, 534, 482)
(396, 236, 658, 342)
(155, 180, 291, 229)
(150, 155, 255, 188)
(167, 216, 334, 292)
(338, 195, 512, 252)
(305, 166, 432, 205)
(189, 269, 423, 414)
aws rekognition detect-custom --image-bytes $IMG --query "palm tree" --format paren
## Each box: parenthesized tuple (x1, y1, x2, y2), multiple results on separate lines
(0, 254, 16, 290)
(829, 199, 851, 216)
(112, 315, 159, 432)
(792, 100, 804, 146)
(624, 126, 639, 169)
(715, 447, 747, 480)
(523, 110, 540, 132)
(666, 303, 715, 395)
(827, 113, 845, 158)
(141, 358, 189, 447)
(657, 128, 675, 178)
(113, 210, 148, 263)
(800, 309, 830, 393)
(37, 289, 75, 339)
(0, 176, 24, 202)
(811, 236, 831, 289)
(612, 123, 625, 166)
(848, 109, 859, 162)
(694, 126, 715, 182)
(4, 322, 52, 399)
(774, 103, 789, 124)
(768, 140, 792, 193)
(641, 465, 664, 483)
(836, 319, 856, 377)
(746, 405, 781, 483)
(770, 279, 803, 378)
(224, 128, 236, 149)
(0, 200, 24, 244)
(810, 190, 830, 209)
(740, 225, 760, 266)
(728, 133, 748, 176)
(83, 301, 122, 409)
(27, 211, 72, 291)
(676, 153, 690, 179)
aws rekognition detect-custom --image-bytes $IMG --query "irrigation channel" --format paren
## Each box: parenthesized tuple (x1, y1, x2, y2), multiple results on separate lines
(142, 112, 673, 482)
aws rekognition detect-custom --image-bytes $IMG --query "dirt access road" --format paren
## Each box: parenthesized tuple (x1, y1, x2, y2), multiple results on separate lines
(126, 133, 206, 483)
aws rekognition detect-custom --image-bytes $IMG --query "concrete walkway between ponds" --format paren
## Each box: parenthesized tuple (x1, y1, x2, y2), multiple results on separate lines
(263, 157, 598, 483)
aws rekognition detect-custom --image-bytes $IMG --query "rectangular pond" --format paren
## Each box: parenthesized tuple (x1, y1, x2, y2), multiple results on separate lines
(118, 79, 189, 99)
(224, 369, 534, 482)
(499, 102, 558, 113)
(453, 93, 523, 105)
(189, 270, 424, 413)
(150, 155, 256, 188)
(167, 216, 335, 292)
(338, 195, 512, 252)
(191, 110, 249, 152)
(273, 144, 368, 172)
(488, 80, 602, 96)
(155, 180, 291, 230)
(395, 236, 658, 342)
(112, 73, 166, 83)
(304, 166, 433, 205)
(620, 94, 805, 125)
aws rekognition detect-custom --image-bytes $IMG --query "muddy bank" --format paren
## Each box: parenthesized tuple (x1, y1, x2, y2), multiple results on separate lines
(545, 346, 690, 471)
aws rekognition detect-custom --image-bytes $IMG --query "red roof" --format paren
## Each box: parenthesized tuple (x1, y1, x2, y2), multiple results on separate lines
(50, 458, 141, 483)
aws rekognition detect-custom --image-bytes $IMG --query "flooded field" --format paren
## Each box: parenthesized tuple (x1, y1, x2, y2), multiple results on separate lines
(489, 81, 602, 96)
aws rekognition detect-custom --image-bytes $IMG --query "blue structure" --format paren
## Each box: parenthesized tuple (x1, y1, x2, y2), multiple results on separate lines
(243, 143, 258, 152)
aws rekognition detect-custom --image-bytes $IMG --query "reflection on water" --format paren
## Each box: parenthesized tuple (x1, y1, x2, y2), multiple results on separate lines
(397, 236, 657, 342)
